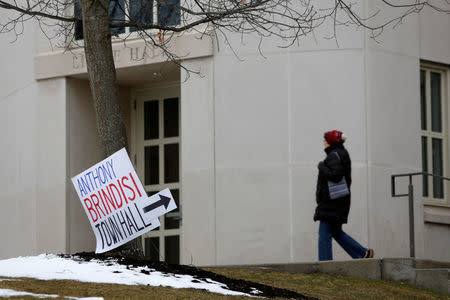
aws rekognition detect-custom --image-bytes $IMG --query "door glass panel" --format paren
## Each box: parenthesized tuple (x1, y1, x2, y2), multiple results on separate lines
(130, 0, 153, 32)
(164, 144, 179, 183)
(421, 137, 428, 197)
(144, 100, 159, 140)
(145, 146, 159, 185)
(165, 235, 180, 264)
(420, 70, 426, 130)
(164, 98, 179, 137)
(147, 191, 158, 197)
(431, 72, 442, 132)
(145, 237, 160, 263)
(432, 138, 443, 199)
(165, 189, 180, 229)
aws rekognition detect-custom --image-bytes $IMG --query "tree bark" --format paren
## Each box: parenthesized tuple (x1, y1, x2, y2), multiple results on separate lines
(81, 0, 143, 258)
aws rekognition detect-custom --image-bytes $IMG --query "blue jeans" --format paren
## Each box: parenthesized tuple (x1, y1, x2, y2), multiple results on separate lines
(318, 221, 367, 261)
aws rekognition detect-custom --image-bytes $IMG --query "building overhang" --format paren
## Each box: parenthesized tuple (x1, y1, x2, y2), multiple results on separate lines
(34, 32, 213, 81)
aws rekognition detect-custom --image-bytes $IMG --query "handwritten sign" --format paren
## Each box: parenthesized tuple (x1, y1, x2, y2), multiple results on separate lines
(71, 148, 176, 253)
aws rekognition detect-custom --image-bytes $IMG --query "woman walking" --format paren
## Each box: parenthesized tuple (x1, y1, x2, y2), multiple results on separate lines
(315, 130, 374, 261)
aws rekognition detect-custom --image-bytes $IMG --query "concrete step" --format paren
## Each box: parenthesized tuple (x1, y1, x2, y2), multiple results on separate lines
(413, 259, 450, 269)
(219, 258, 450, 295)
(378, 258, 450, 294)
(414, 268, 448, 294)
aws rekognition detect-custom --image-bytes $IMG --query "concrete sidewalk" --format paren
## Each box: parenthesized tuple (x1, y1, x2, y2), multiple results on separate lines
(219, 258, 450, 294)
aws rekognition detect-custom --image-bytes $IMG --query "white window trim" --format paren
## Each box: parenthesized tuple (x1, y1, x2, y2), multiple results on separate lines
(131, 83, 182, 262)
(421, 62, 450, 208)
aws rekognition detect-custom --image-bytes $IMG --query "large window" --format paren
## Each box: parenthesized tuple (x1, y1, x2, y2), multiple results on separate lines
(74, 0, 181, 40)
(420, 64, 449, 206)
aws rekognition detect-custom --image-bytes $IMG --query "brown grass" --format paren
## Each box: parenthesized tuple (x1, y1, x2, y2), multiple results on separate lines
(207, 268, 450, 300)
(0, 277, 251, 300)
(1, 267, 448, 300)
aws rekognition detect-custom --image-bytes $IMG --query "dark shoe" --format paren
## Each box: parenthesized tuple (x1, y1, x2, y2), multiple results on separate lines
(363, 249, 374, 258)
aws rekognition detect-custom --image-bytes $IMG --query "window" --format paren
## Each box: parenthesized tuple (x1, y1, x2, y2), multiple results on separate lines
(109, 0, 125, 35)
(158, 0, 181, 26)
(420, 64, 449, 205)
(74, 0, 181, 40)
(74, 1, 83, 40)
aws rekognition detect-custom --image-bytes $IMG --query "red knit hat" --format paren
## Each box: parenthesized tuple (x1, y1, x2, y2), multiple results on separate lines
(324, 130, 346, 145)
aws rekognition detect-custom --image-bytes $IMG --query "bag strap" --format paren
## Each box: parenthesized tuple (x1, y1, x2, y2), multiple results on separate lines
(331, 151, 347, 183)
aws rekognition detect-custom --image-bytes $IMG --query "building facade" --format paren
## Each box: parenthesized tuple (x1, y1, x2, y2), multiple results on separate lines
(0, 1, 449, 265)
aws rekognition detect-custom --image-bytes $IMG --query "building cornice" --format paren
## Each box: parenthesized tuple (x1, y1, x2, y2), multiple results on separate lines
(34, 33, 213, 80)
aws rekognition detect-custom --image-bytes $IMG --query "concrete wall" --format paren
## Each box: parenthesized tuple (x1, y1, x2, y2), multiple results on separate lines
(211, 50, 371, 264)
(365, 49, 425, 258)
(0, 12, 70, 258)
(0, 8, 69, 258)
(0, 14, 38, 258)
(67, 78, 132, 253)
(203, 2, 370, 264)
(288, 49, 368, 262)
(180, 57, 216, 265)
(67, 78, 102, 253)
(0, 7, 74, 258)
(423, 222, 450, 261)
(36, 78, 69, 254)
(419, 6, 450, 64)
(0, 60, 71, 258)
(363, 2, 425, 258)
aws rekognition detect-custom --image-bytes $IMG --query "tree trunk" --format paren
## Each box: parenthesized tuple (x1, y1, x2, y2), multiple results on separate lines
(81, 0, 143, 258)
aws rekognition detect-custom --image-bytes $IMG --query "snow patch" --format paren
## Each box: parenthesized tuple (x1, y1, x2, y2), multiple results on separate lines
(0, 289, 104, 299)
(0, 288, 58, 298)
(66, 297, 104, 300)
(0, 279, 21, 282)
(0, 254, 249, 296)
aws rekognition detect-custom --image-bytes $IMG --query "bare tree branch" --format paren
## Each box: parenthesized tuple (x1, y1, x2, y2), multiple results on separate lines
(0, 0, 78, 22)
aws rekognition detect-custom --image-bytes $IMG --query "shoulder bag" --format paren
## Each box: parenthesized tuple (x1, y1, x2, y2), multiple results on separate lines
(327, 152, 350, 199)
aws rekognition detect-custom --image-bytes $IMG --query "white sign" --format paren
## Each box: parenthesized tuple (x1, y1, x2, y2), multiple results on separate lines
(71, 148, 177, 253)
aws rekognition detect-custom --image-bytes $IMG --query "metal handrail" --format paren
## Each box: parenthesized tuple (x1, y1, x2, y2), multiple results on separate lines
(391, 172, 450, 258)
(392, 172, 450, 197)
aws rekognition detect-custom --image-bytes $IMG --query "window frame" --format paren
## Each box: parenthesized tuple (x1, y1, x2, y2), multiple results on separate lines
(72, 0, 182, 42)
(132, 84, 182, 264)
(421, 62, 450, 207)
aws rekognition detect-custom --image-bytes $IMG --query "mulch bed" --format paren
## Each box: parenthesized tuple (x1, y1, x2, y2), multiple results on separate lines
(59, 252, 318, 299)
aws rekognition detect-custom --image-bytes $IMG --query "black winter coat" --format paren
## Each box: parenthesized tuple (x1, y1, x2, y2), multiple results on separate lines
(314, 143, 352, 224)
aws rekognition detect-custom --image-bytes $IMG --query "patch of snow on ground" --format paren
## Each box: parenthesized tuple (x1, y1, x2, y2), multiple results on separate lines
(0, 254, 249, 296)
(250, 287, 263, 295)
(0, 289, 104, 299)
(66, 297, 104, 300)
(0, 288, 58, 298)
